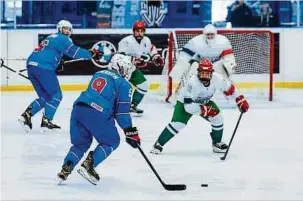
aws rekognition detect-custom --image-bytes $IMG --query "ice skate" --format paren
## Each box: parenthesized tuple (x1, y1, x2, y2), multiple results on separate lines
(41, 116, 61, 132)
(212, 141, 228, 153)
(150, 142, 163, 155)
(57, 161, 73, 184)
(18, 107, 32, 132)
(130, 103, 143, 117)
(77, 151, 100, 185)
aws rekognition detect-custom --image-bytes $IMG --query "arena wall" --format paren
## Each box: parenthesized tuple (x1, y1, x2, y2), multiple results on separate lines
(1, 28, 303, 92)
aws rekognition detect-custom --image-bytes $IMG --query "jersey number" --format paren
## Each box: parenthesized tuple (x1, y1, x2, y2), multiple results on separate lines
(92, 77, 107, 93)
(34, 40, 49, 52)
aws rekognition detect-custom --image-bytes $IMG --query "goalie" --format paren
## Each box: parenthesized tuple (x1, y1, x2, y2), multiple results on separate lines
(150, 59, 249, 154)
(170, 23, 236, 86)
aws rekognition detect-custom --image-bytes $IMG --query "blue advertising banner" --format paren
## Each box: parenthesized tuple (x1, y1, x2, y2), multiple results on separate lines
(97, 0, 113, 28)
(125, 0, 141, 28)
(111, 0, 141, 28)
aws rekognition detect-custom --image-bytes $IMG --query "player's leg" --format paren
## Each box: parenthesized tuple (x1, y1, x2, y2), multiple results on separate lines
(37, 69, 62, 130)
(150, 101, 192, 154)
(58, 105, 93, 181)
(128, 69, 148, 115)
(201, 101, 228, 153)
(77, 106, 120, 183)
(18, 66, 48, 131)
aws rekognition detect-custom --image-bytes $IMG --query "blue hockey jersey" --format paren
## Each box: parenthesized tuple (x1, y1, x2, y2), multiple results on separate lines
(27, 32, 92, 71)
(74, 69, 133, 129)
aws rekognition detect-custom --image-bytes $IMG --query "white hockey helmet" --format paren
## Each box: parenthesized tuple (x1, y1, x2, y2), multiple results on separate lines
(57, 20, 73, 37)
(109, 53, 135, 80)
(203, 24, 217, 44)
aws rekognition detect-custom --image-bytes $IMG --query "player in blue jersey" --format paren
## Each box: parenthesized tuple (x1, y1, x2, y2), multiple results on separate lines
(18, 20, 103, 132)
(57, 53, 140, 185)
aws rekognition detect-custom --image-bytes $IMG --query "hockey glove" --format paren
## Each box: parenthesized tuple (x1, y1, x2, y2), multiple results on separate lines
(200, 105, 218, 117)
(235, 95, 249, 113)
(152, 54, 164, 67)
(132, 56, 148, 68)
(90, 48, 104, 61)
(124, 127, 141, 148)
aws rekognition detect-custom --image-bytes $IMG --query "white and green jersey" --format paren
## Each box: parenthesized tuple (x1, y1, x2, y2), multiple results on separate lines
(177, 72, 238, 104)
(118, 35, 158, 58)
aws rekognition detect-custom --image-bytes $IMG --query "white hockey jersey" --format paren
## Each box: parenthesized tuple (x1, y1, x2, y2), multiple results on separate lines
(118, 35, 158, 59)
(170, 34, 235, 82)
(182, 34, 233, 62)
(178, 72, 239, 105)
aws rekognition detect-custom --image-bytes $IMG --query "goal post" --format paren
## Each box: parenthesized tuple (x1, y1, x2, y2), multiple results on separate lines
(166, 29, 275, 102)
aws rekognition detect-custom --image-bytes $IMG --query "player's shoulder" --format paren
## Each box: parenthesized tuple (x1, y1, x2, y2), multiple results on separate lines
(186, 34, 204, 47)
(142, 36, 152, 43)
(189, 34, 204, 42)
(96, 69, 121, 79)
(216, 34, 231, 44)
(212, 72, 226, 83)
(188, 74, 200, 85)
(54, 33, 73, 43)
(120, 35, 133, 42)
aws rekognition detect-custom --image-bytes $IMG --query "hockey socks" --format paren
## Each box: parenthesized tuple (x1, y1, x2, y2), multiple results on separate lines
(210, 128, 223, 143)
(132, 89, 146, 106)
(157, 124, 177, 146)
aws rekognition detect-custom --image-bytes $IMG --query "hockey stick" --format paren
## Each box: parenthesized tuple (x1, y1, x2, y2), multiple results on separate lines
(0, 57, 27, 61)
(220, 112, 244, 161)
(137, 145, 186, 191)
(62, 58, 90, 65)
(0, 59, 29, 80)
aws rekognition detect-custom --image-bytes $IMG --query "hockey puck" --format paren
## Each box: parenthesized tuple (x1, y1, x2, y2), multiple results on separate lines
(201, 184, 208, 187)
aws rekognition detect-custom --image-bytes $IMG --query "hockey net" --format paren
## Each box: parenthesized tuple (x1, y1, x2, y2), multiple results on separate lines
(164, 30, 274, 103)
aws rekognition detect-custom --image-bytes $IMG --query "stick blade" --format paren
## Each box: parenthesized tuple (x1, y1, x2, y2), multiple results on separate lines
(220, 156, 226, 161)
(164, 184, 186, 191)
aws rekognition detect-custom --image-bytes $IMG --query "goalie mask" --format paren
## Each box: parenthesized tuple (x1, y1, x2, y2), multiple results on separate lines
(203, 24, 217, 46)
(197, 59, 214, 85)
(109, 54, 135, 80)
(57, 20, 73, 37)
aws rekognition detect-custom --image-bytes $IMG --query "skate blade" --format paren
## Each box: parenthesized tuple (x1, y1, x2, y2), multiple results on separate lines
(130, 112, 143, 117)
(150, 149, 161, 155)
(18, 118, 30, 133)
(57, 178, 66, 186)
(212, 149, 226, 154)
(40, 127, 61, 133)
(77, 167, 98, 185)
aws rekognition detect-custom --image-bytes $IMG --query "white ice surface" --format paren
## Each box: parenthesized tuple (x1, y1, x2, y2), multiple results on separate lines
(1, 89, 303, 200)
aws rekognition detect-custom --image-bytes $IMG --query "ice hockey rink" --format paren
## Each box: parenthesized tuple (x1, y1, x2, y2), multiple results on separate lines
(1, 89, 303, 200)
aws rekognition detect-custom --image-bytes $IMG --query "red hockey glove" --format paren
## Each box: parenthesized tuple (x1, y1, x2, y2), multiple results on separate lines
(132, 57, 148, 68)
(236, 95, 249, 113)
(124, 127, 141, 148)
(90, 48, 104, 61)
(200, 105, 218, 117)
(152, 54, 164, 67)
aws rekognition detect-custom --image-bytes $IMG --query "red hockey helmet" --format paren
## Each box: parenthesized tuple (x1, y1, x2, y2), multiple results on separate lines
(133, 21, 146, 31)
(197, 59, 214, 84)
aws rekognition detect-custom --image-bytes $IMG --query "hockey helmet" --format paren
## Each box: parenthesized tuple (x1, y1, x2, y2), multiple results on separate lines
(203, 24, 217, 44)
(57, 20, 73, 37)
(133, 20, 146, 32)
(133, 21, 146, 41)
(109, 53, 135, 80)
(197, 59, 214, 84)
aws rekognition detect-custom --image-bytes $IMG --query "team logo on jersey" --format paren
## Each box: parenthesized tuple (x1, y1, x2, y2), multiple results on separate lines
(140, 1, 167, 27)
(91, 40, 117, 68)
